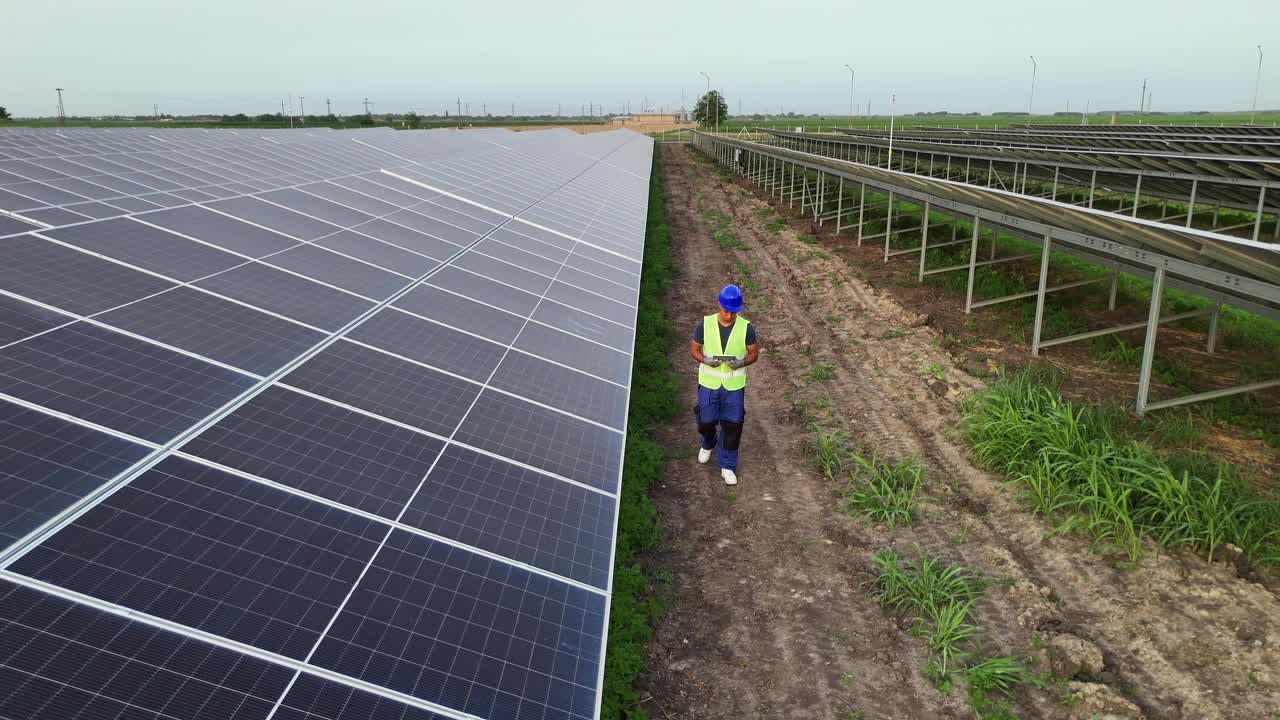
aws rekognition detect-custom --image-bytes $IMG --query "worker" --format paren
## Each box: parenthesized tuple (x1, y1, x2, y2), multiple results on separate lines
(690, 284, 760, 485)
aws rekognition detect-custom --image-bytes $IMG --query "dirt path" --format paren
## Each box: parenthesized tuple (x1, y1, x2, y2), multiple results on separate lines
(638, 144, 1280, 720)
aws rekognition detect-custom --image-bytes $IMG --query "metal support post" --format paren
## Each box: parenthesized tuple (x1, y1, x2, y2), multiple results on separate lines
(883, 190, 895, 262)
(1253, 186, 1267, 242)
(1088, 170, 1097, 208)
(835, 178, 845, 232)
(1131, 174, 1143, 217)
(917, 201, 931, 282)
(1185, 180, 1198, 228)
(964, 217, 981, 313)
(1108, 270, 1119, 311)
(1135, 268, 1166, 416)
(857, 183, 866, 246)
(1031, 236, 1052, 355)
(1051, 166, 1059, 201)
(1206, 304, 1221, 353)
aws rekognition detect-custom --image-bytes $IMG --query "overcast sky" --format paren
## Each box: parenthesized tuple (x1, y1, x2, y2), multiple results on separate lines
(5, 0, 1274, 118)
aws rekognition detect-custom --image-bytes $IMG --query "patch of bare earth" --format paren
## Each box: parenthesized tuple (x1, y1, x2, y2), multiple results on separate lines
(637, 144, 1280, 720)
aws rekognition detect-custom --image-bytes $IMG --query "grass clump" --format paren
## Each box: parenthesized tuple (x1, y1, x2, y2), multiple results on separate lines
(601, 151, 680, 720)
(806, 362, 836, 383)
(843, 452, 922, 528)
(871, 549, 981, 686)
(873, 549, 1031, 714)
(806, 427, 851, 481)
(766, 219, 787, 235)
(961, 368, 1280, 565)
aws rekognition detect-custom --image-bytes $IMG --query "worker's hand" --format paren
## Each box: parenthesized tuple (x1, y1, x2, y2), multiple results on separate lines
(700, 356, 721, 367)
(727, 358, 745, 369)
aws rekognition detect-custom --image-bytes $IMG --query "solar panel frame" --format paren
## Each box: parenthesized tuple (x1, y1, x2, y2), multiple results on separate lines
(0, 125, 654, 720)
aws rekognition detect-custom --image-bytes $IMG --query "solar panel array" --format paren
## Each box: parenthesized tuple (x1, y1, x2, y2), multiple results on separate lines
(0, 125, 654, 720)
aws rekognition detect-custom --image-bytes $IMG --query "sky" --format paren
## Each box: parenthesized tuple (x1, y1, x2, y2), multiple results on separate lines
(4, 0, 1275, 118)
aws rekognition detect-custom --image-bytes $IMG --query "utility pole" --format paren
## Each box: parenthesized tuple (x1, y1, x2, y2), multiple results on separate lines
(326, 97, 332, 118)
(153, 103, 159, 121)
(456, 97, 461, 117)
(1028, 55, 1037, 117)
(511, 102, 515, 116)
(364, 97, 372, 115)
(1139, 78, 1147, 119)
(482, 102, 487, 117)
(298, 96, 305, 124)
(1251, 45, 1264, 125)
(844, 64, 855, 127)
(55, 88, 66, 124)
(465, 102, 470, 116)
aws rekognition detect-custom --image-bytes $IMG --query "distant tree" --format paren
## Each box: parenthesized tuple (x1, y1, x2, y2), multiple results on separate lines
(354, 113, 375, 126)
(404, 111, 421, 129)
(693, 91, 728, 129)
(255, 112, 281, 122)
(0, 106, 10, 121)
(223, 113, 249, 123)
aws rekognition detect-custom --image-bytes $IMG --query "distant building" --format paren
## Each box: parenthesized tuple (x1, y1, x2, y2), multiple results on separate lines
(610, 112, 683, 126)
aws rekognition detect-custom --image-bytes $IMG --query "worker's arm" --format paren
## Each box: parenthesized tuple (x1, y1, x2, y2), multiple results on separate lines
(690, 339, 707, 364)
(744, 343, 760, 366)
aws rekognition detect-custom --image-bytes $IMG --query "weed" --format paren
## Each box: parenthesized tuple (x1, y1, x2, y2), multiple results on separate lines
(766, 219, 787, 235)
(799, 233, 819, 245)
(928, 363, 948, 382)
(806, 363, 836, 383)
(806, 428, 851, 480)
(961, 368, 1280, 565)
(799, 344, 816, 358)
(840, 673, 853, 687)
(753, 207, 777, 219)
(830, 273, 844, 288)
(871, 549, 982, 688)
(1148, 410, 1203, 447)
(965, 657, 1027, 720)
(715, 228, 745, 250)
(844, 453, 923, 528)
(880, 328, 907, 340)
(1092, 336, 1140, 367)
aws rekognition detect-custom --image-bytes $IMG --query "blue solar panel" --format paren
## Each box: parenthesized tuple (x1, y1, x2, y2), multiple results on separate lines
(0, 323, 255, 443)
(0, 580, 295, 720)
(0, 233, 177, 315)
(311, 529, 605, 720)
(0, 400, 151, 549)
(10, 456, 385, 659)
(184, 385, 445, 519)
(282, 340, 479, 437)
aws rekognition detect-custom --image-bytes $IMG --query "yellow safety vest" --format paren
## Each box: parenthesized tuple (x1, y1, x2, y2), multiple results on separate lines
(698, 314, 749, 391)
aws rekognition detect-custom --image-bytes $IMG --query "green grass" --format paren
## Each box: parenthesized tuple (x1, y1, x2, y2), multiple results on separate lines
(806, 363, 836, 383)
(843, 452, 923, 528)
(965, 657, 1029, 720)
(703, 210, 745, 250)
(766, 219, 787, 235)
(961, 368, 1280, 566)
(601, 150, 680, 720)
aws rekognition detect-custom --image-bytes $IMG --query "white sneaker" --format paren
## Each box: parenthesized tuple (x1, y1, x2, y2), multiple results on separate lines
(721, 468, 738, 485)
(698, 447, 712, 464)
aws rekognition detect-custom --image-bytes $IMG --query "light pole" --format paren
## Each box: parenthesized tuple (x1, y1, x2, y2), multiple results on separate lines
(1252, 45, 1264, 125)
(1139, 78, 1147, 121)
(844, 64, 855, 127)
(699, 72, 713, 131)
(298, 96, 305, 124)
(888, 93, 897, 169)
(1027, 56, 1037, 117)
(55, 88, 65, 124)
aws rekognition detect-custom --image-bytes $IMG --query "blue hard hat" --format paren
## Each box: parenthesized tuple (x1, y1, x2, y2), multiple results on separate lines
(718, 284, 743, 313)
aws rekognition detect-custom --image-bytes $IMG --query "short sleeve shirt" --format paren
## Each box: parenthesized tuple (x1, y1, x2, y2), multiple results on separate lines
(692, 317, 758, 348)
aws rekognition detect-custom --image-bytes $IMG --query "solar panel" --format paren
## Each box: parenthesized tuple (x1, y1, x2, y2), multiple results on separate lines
(0, 125, 652, 720)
